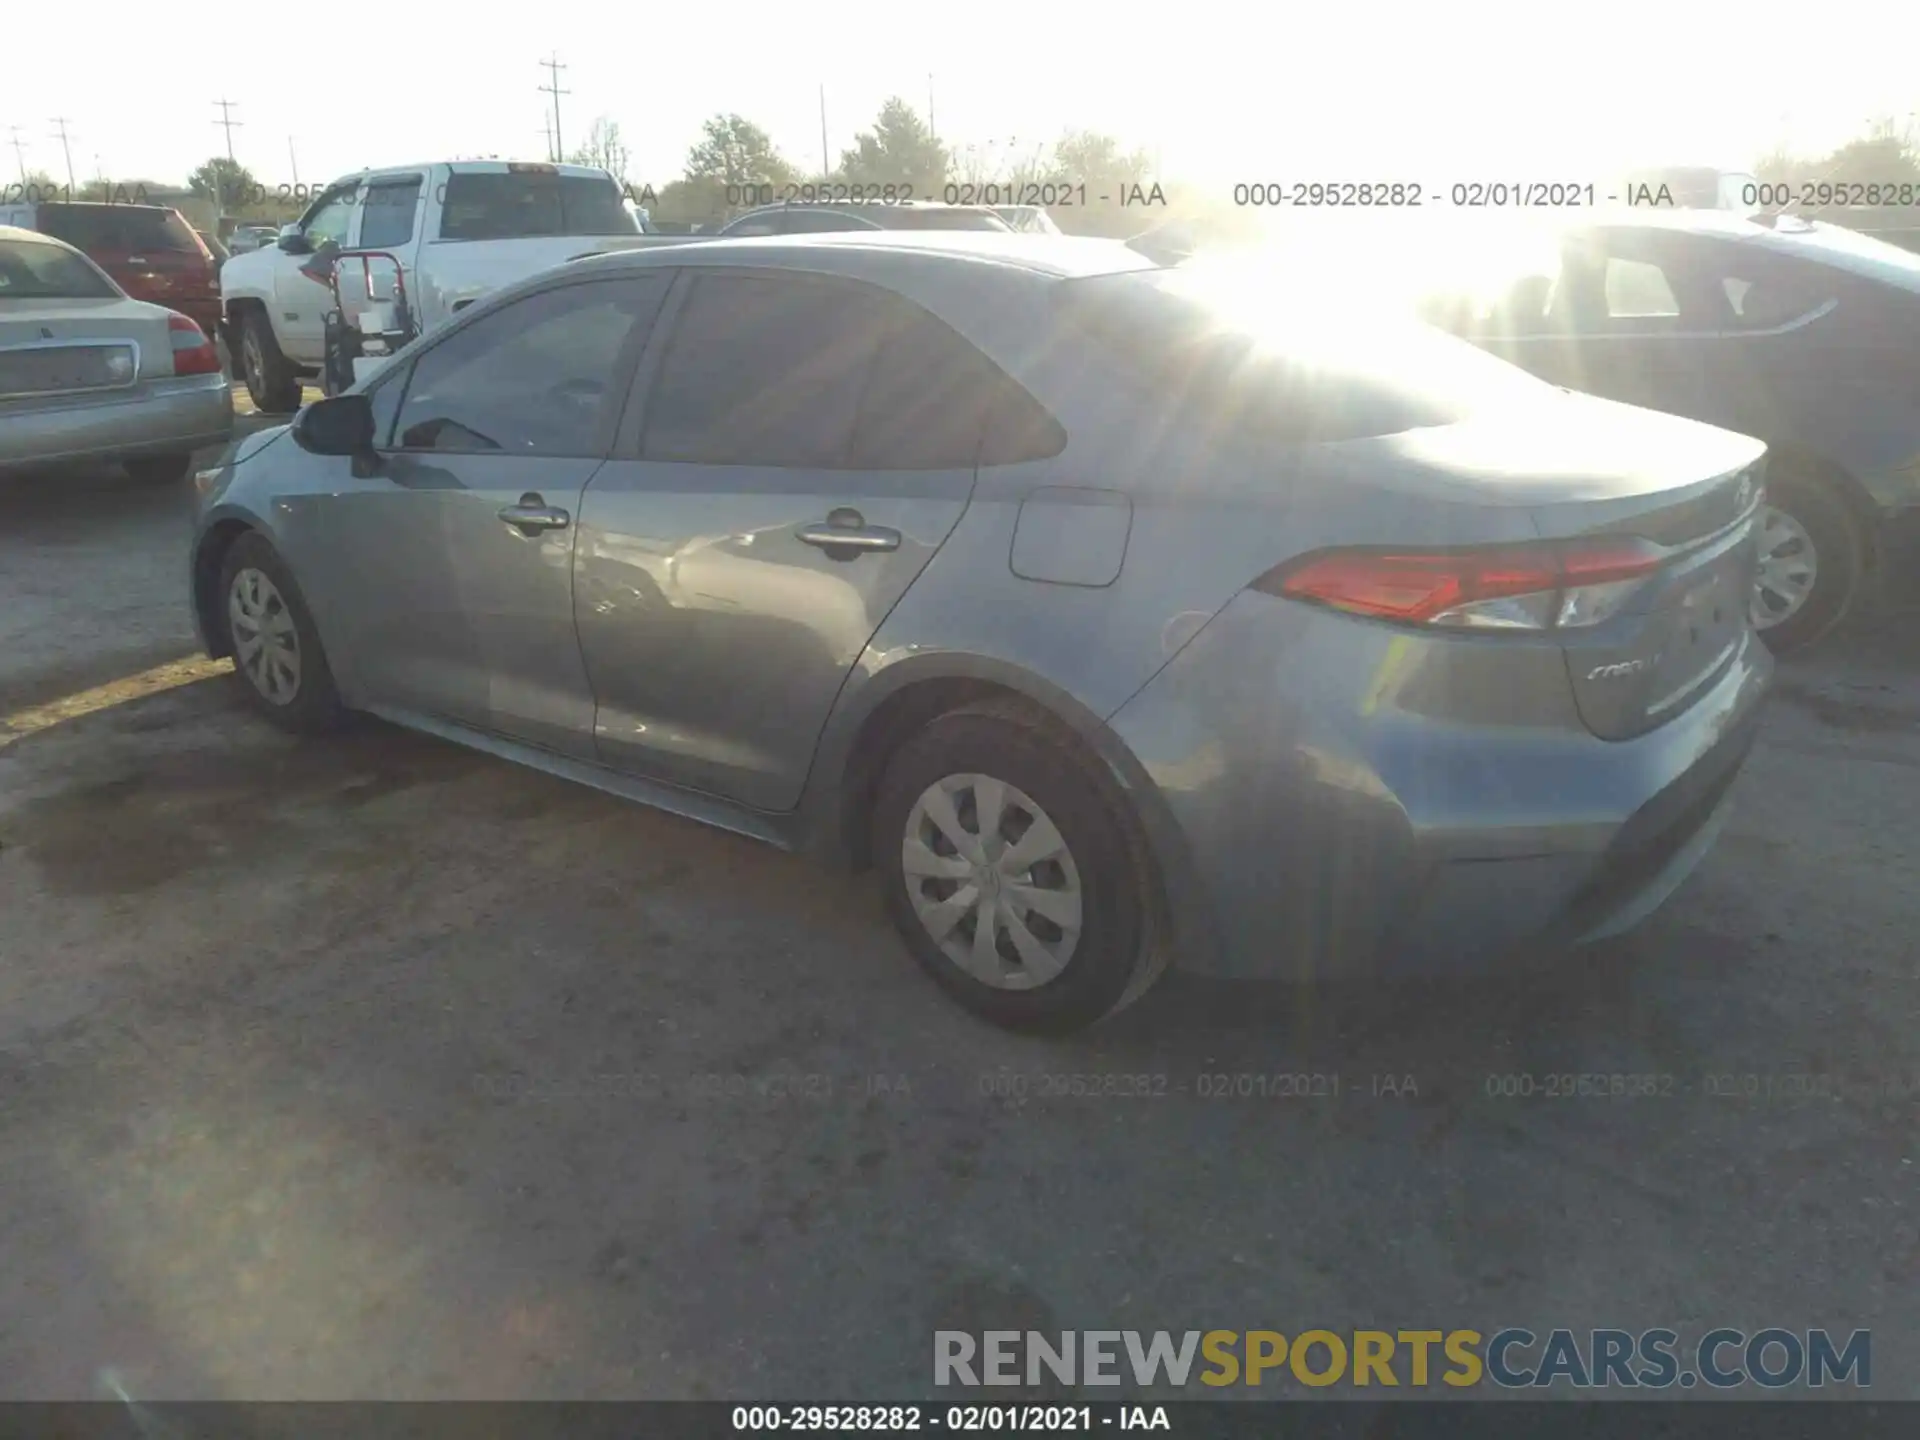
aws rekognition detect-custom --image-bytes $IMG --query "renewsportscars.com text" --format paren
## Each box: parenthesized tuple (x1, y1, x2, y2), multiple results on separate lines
(935, 1328, 1870, 1390)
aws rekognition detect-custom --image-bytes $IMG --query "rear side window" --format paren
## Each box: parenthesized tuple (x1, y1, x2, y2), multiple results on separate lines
(853, 304, 1063, 468)
(38, 205, 199, 254)
(393, 275, 670, 455)
(358, 178, 422, 249)
(642, 272, 892, 467)
(1604, 257, 1680, 318)
(438, 172, 634, 240)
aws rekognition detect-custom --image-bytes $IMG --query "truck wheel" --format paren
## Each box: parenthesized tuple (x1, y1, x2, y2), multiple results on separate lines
(238, 311, 304, 415)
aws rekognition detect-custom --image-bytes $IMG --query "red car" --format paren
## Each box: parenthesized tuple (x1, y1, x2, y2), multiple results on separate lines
(28, 202, 224, 343)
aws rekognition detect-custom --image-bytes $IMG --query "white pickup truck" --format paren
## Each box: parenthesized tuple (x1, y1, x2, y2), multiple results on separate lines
(221, 160, 695, 411)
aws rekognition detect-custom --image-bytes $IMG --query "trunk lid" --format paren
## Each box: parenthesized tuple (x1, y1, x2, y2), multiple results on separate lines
(0, 298, 180, 396)
(1384, 391, 1767, 740)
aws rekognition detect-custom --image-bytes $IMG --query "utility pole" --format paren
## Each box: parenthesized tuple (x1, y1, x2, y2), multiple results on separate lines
(7, 126, 27, 185)
(539, 118, 555, 164)
(288, 136, 300, 189)
(819, 84, 830, 178)
(538, 55, 569, 161)
(928, 74, 935, 141)
(212, 99, 242, 224)
(49, 117, 77, 192)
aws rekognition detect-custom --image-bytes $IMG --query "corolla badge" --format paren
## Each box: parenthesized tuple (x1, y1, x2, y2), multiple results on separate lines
(1588, 659, 1647, 680)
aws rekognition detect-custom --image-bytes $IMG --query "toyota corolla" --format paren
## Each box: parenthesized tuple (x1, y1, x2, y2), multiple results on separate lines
(188, 233, 1771, 1032)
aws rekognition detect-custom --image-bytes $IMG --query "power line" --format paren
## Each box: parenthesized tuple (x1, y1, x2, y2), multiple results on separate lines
(538, 55, 569, 160)
(49, 118, 77, 191)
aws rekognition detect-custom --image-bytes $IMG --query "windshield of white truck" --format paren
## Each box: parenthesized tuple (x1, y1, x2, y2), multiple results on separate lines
(437, 173, 637, 241)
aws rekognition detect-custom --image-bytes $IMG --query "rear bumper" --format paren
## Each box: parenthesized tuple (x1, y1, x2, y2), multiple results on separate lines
(1106, 590, 1773, 980)
(0, 373, 233, 472)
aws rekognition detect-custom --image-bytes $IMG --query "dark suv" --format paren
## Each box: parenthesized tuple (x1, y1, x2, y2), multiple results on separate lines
(29, 203, 223, 343)
(716, 201, 1010, 238)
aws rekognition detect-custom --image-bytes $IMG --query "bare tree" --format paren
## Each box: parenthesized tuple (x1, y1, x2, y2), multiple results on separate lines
(568, 117, 631, 181)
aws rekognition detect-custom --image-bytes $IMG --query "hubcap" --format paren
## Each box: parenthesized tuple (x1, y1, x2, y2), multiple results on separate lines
(901, 773, 1083, 991)
(1751, 504, 1818, 631)
(243, 331, 264, 392)
(228, 567, 301, 705)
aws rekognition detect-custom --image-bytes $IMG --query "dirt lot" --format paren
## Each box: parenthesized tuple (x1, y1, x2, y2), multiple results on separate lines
(1, 404, 1916, 1399)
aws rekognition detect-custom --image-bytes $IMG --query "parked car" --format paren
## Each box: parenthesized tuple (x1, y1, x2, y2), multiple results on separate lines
(0, 201, 223, 346)
(226, 226, 280, 255)
(715, 201, 1011, 237)
(0, 225, 232, 482)
(1410, 209, 1920, 651)
(188, 232, 1769, 1033)
(220, 160, 697, 414)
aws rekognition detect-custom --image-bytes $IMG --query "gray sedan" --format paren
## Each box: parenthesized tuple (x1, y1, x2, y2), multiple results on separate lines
(1, 225, 233, 481)
(187, 232, 1772, 1032)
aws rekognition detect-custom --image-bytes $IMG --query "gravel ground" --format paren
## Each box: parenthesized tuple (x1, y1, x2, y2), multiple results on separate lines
(1, 432, 1916, 1400)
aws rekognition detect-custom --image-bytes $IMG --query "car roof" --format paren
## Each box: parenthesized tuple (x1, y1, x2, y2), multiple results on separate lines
(581, 229, 1158, 279)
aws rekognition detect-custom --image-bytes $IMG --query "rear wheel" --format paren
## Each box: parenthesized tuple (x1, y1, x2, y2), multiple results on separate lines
(1751, 471, 1864, 654)
(125, 453, 193, 485)
(873, 700, 1169, 1034)
(238, 310, 303, 414)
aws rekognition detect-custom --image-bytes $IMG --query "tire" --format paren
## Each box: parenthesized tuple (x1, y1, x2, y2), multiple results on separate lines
(872, 699, 1170, 1034)
(125, 452, 193, 485)
(1752, 470, 1865, 655)
(217, 532, 347, 733)
(238, 309, 304, 414)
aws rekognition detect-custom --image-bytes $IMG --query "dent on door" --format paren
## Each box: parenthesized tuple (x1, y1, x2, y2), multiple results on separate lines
(572, 467, 971, 810)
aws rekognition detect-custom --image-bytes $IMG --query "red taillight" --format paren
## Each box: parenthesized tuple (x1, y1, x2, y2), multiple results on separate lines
(167, 312, 221, 376)
(1262, 538, 1667, 631)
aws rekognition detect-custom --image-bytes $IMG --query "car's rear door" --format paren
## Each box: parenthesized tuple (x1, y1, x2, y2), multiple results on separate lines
(573, 267, 1006, 810)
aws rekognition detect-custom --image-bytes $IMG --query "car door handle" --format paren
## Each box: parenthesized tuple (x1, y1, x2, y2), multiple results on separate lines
(498, 498, 570, 534)
(796, 514, 900, 552)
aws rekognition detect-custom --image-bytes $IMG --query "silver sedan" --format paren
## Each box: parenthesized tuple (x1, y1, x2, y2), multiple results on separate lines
(188, 232, 1771, 1032)
(0, 225, 233, 482)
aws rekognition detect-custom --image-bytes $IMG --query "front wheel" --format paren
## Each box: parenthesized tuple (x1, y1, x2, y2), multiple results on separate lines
(873, 700, 1169, 1034)
(217, 532, 346, 733)
(238, 311, 304, 414)
(1750, 474, 1865, 654)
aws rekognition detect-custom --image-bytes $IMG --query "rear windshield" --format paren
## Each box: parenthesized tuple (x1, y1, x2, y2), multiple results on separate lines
(0, 238, 120, 299)
(878, 208, 1010, 232)
(1054, 261, 1550, 440)
(437, 172, 638, 241)
(37, 204, 201, 254)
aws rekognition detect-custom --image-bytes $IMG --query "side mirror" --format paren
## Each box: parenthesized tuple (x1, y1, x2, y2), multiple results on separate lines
(291, 394, 375, 456)
(277, 225, 314, 255)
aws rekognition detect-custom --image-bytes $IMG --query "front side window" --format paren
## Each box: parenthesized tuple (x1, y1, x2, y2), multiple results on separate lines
(393, 275, 670, 455)
(302, 188, 358, 248)
(1604, 256, 1681, 319)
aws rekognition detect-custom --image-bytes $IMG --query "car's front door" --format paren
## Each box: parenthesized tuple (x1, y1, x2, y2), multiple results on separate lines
(321, 272, 671, 756)
(270, 182, 360, 365)
(573, 268, 1038, 810)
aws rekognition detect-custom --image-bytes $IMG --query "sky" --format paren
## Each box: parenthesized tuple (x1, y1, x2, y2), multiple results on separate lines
(9, 0, 1918, 201)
